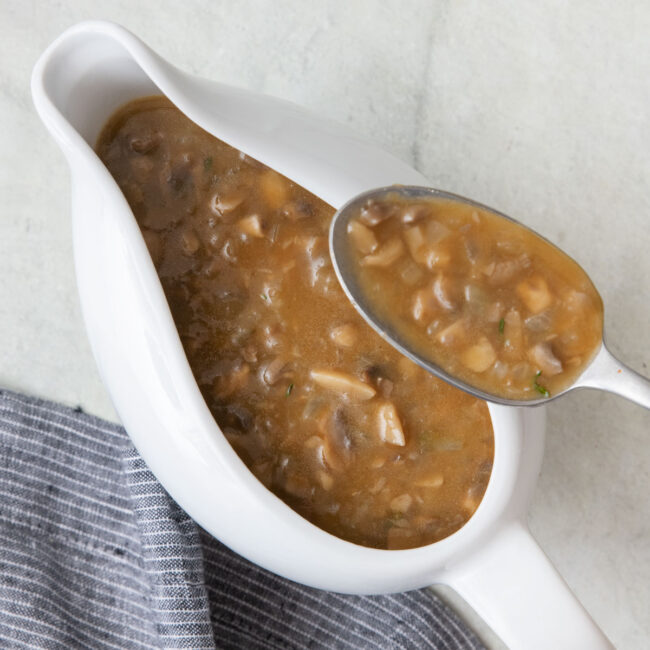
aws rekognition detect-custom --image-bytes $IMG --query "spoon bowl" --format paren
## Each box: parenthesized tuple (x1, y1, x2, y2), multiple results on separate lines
(330, 185, 650, 409)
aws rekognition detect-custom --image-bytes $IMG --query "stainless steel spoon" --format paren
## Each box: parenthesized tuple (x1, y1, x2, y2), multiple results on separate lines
(329, 186, 650, 408)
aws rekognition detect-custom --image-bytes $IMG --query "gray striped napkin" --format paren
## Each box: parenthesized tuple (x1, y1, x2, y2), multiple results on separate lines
(0, 388, 484, 649)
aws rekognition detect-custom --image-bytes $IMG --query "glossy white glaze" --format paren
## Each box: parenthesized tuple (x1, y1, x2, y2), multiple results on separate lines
(31, 21, 612, 648)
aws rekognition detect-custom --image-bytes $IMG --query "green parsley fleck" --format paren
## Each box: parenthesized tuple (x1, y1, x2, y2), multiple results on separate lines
(498, 318, 505, 334)
(533, 371, 550, 397)
(285, 383, 294, 397)
(260, 293, 269, 302)
(203, 156, 213, 171)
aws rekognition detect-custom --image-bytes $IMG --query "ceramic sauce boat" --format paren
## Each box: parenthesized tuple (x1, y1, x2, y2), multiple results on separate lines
(32, 21, 612, 649)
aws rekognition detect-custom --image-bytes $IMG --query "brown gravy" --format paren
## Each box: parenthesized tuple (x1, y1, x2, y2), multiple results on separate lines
(96, 97, 494, 550)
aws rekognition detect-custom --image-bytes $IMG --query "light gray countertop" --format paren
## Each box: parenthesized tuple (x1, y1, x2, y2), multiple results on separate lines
(2, 2, 648, 648)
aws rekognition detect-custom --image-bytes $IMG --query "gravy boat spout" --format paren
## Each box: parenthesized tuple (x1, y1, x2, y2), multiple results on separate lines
(32, 21, 612, 649)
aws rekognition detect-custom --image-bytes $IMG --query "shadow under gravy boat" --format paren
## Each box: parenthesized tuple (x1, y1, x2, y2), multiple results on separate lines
(31, 21, 612, 649)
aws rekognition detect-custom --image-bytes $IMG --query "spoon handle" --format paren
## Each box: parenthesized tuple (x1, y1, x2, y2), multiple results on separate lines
(577, 343, 650, 409)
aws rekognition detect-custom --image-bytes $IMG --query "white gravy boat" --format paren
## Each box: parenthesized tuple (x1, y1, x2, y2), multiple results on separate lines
(32, 21, 612, 649)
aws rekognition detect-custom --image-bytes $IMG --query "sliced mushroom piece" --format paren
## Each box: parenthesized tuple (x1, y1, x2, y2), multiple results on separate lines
(129, 133, 160, 154)
(347, 220, 378, 255)
(412, 288, 435, 322)
(310, 369, 376, 400)
(377, 402, 406, 446)
(262, 357, 292, 385)
(210, 192, 244, 215)
(433, 274, 456, 311)
(528, 342, 563, 376)
(321, 409, 352, 470)
(360, 237, 404, 267)
(461, 337, 497, 373)
(517, 275, 553, 314)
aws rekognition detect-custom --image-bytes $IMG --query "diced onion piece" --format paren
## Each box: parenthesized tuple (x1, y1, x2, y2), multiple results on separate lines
(360, 237, 404, 267)
(425, 219, 450, 244)
(524, 311, 552, 333)
(485, 301, 503, 323)
(436, 319, 466, 345)
(517, 275, 552, 313)
(489, 259, 520, 285)
(415, 474, 444, 488)
(238, 214, 265, 238)
(181, 229, 200, 255)
(390, 493, 413, 513)
(424, 244, 451, 270)
(528, 342, 563, 376)
(318, 471, 334, 491)
(403, 225, 426, 263)
(461, 337, 497, 373)
(347, 220, 378, 255)
(377, 402, 406, 446)
(330, 324, 358, 348)
(503, 308, 524, 358)
(310, 369, 376, 400)
(399, 260, 424, 285)
(259, 170, 289, 208)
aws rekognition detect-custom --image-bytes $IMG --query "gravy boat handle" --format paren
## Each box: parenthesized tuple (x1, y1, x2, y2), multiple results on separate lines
(445, 521, 613, 649)
(574, 343, 650, 409)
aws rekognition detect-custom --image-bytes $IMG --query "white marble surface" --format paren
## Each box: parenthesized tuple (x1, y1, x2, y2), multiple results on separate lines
(2, 1, 649, 647)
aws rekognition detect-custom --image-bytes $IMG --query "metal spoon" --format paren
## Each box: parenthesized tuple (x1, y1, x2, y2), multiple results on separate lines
(329, 186, 650, 408)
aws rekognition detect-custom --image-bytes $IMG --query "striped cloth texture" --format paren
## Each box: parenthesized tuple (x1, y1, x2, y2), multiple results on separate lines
(0, 388, 485, 649)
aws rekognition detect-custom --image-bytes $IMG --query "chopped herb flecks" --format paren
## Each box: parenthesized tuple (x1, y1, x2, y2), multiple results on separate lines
(498, 318, 505, 334)
(203, 156, 213, 171)
(286, 383, 294, 397)
(533, 371, 550, 397)
(260, 293, 269, 302)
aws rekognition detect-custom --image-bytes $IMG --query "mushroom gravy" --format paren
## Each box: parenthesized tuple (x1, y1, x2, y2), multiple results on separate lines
(345, 194, 604, 400)
(96, 97, 494, 550)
